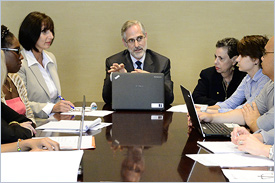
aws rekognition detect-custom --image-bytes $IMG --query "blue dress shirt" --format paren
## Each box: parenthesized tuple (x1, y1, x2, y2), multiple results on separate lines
(216, 69, 270, 112)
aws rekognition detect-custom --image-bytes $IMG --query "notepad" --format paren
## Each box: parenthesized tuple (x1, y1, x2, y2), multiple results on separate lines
(36, 118, 101, 132)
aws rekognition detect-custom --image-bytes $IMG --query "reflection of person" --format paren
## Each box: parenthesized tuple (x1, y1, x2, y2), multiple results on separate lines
(231, 127, 273, 160)
(1, 51, 36, 143)
(207, 35, 270, 113)
(121, 146, 145, 182)
(1, 25, 35, 123)
(102, 20, 174, 105)
(192, 38, 246, 105)
(1, 137, 60, 152)
(18, 11, 74, 119)
(196, 36, 274, 133)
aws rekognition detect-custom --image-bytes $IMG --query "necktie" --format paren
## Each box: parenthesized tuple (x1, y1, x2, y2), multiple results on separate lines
(136, 61, 142, 69)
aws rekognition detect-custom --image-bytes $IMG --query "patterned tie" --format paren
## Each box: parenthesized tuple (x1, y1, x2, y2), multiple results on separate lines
(136, 61, 142, 69)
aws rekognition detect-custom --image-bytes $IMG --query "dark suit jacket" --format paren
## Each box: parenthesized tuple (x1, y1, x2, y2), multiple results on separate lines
(102, 49, 174, 105)
(1, 102, 36, 144)
(192, 66, 246, 106)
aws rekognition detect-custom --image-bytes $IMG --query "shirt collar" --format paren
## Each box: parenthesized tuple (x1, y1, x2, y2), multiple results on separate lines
(24, 49, 54, 67)
(130, 52, 146, 65)
(251, 69, 264, 82)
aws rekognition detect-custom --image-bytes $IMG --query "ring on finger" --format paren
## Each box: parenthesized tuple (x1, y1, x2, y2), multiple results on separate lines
(239, 141, 243, 145)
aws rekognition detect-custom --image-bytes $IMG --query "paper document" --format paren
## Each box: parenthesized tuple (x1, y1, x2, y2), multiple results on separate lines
(167, 104, 207, 113)
(61, 107, 114, 117)
(33, 136, 96, 149)
(197, 141, 244, 154)
(1, 150, 83, 182)
(36, 118, 101, 132)
(186, 153, 274, 167)
(222, 169, 274, 182)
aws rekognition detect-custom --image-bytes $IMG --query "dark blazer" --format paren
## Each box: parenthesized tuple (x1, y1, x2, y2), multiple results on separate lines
(102, 49, 174, 105)
(1, 102, 36, 144)
(192, 66, 246, 106)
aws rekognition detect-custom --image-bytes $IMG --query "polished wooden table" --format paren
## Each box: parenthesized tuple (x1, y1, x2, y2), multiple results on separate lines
(35, 102, 268, 182)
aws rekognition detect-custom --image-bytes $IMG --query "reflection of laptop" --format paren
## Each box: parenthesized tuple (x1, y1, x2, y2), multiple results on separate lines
(112, 73, 164, 110)
(111, 111, 164, 146)
(180, 85, 232, 138)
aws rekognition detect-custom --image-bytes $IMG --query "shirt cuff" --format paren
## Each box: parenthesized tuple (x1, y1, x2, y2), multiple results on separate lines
(110, 72, 113, 82)
(42, 103, 55, 116)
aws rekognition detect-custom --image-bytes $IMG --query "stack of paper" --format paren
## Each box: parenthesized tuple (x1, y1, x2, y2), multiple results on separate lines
(36, 118, 102, 132)
(1, 150, 83, 182)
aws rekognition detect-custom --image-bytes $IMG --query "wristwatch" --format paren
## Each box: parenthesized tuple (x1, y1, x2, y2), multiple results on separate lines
(268, 146, 274, 160)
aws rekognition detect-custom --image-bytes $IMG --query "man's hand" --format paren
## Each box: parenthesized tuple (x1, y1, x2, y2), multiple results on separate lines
(131, 69, 149, 73)
(242, 102, 260, 132)
(108, 63, 127, 73)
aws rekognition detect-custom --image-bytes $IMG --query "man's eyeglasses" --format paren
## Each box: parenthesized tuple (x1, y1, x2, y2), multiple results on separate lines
(1, 48, 22, 55)
(126, 36, 145, 45)
(263, 51, 274, 57)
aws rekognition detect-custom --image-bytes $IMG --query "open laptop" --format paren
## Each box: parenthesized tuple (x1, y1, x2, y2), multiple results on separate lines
(112, 73, 164, 110)
(180, 85, 232, 138)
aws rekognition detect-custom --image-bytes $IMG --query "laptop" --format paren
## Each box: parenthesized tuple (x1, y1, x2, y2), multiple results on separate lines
(180, 85, 232, 138)
(112, 73, 165, 110)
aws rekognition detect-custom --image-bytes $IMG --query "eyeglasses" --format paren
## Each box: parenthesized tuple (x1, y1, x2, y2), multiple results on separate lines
(263, 51, 274, 57)
(1, 47, 22, 55)
(126, 35, 145, 45)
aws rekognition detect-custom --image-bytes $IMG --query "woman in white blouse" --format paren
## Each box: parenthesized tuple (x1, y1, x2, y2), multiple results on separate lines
(18, 11, 74, 118)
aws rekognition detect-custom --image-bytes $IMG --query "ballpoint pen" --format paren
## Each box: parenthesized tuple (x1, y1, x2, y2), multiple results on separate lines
(58, 95, 75, 109)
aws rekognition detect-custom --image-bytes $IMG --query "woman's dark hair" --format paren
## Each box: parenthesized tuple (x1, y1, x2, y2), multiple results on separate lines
(216, 38, 239, 59)
(19, 11, 54, 52)
(1, 25, 15, 48)
(237, 35, 269, 66)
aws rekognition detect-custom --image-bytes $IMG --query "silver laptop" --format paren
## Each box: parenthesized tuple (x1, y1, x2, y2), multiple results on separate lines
(180, 85, 232, 138)
(112, 73, 164, 110)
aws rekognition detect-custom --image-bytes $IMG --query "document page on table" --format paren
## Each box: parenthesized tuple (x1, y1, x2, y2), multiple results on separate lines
(61, 107, 114, 117)
(197, 141, 243, 154)
(33, 136, 96, 149)
(1, 150, 83, 182)
(186, 153, 274, 167)
(36, 118, 102, 132)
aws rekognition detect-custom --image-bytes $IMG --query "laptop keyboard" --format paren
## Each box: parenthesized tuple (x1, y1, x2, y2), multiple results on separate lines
(204, 123, 232, 134)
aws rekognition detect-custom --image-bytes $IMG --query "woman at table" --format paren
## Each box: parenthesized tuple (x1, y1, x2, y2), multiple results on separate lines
(192, 38, 246, 106)
(206, 35, 270, 113)
(18, 11, 74, 119)
(1, 25, 35, 123)
(1, 50, 36, 144)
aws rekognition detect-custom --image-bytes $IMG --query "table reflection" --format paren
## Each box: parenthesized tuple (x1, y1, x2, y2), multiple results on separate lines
(105, 111, 173, 181)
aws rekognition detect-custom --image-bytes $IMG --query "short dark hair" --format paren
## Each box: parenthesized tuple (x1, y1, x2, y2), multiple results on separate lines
(19, 11, 54, 52)
(237, 35, 268, 65)
(216, 38, 239, 59)
(1, 25, 15, 48)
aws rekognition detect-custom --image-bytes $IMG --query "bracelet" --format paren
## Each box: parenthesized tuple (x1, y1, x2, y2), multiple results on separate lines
(9, 121, 20, 125)
(17, 139, 22, 152)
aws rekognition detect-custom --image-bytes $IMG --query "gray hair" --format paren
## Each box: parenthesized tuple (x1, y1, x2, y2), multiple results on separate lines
(121, 20, 146, 41)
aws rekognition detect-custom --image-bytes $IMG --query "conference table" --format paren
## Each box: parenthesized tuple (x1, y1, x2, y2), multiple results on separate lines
(35, 102, 272, 182)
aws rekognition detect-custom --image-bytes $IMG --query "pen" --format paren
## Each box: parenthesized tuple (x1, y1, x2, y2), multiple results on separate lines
(58, 95, 75, 109)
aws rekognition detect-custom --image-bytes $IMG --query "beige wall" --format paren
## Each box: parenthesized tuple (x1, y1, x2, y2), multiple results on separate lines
(1, 1, 274, 104)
